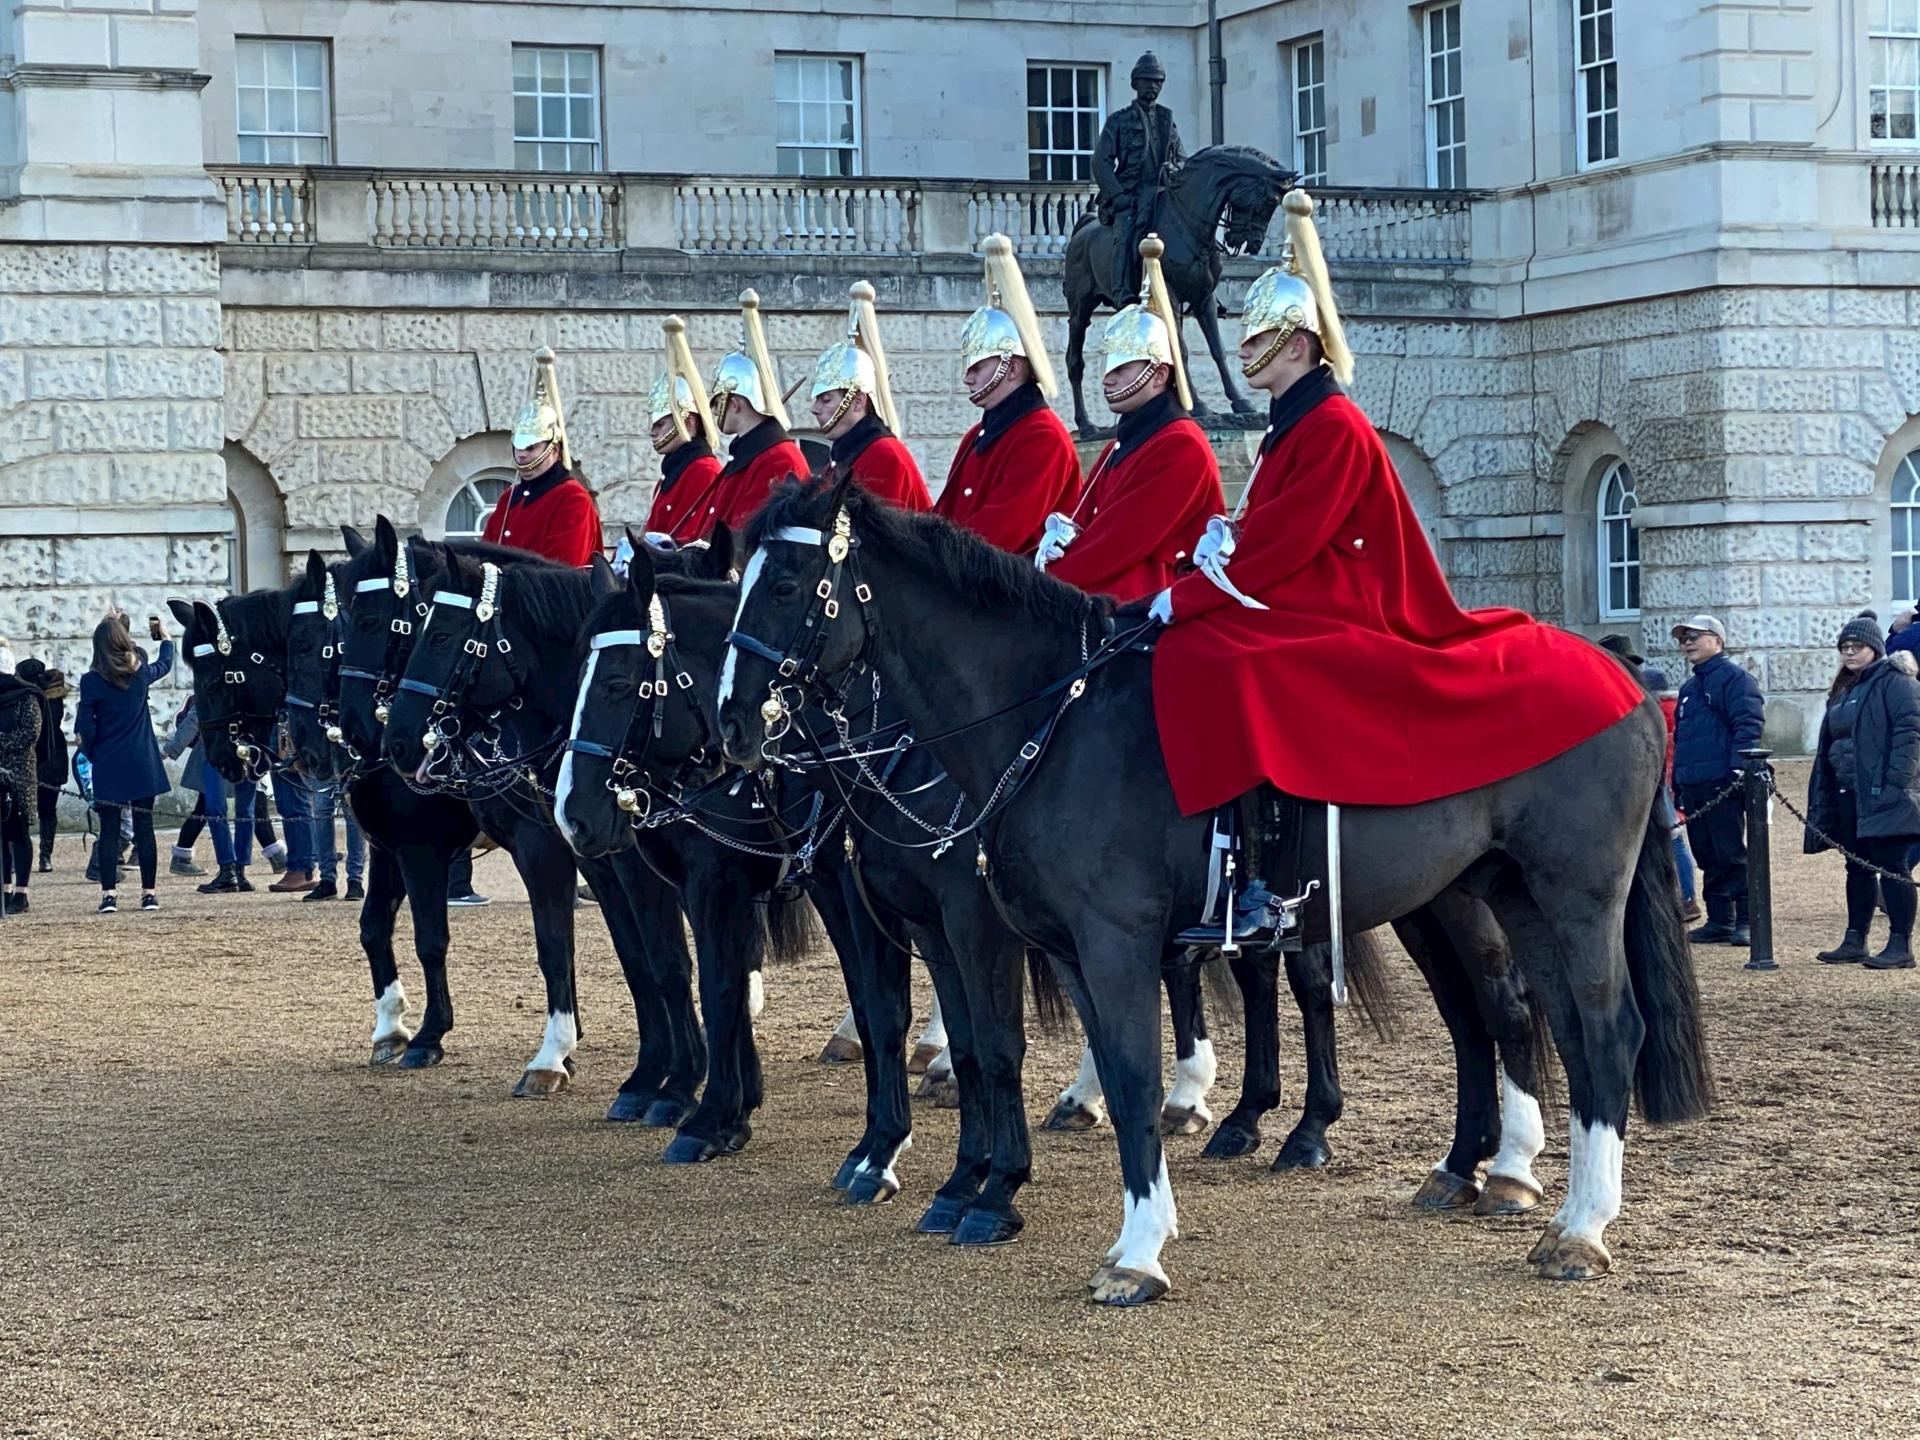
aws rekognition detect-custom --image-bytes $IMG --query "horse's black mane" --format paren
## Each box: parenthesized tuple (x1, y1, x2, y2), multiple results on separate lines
(1192, 143, 1288, 176)
(219, 583, 296, 653)
(746, 479, 1104, 629)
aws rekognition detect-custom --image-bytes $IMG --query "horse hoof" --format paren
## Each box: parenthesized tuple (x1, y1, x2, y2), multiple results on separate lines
(1474, 1173, 1544, 1217)
(1534, 1234, 1612, 1281)
(917, 1073, 960, 1108)
(830, 1154, 865, 1192)
(1043, 1099, 1106, 1132)
(512, 1067, 569, 1099)
(663, 1133, 722, 1165)
(396, 1043, 443, 1070)
(1201, 1122, 1262, 1159)
(1089, 1266, 1169, 1307)
(951, 1209, 1023, 1247)
(1159, 1105, 1212, 1137)
(369, 1035, 412, 1066)
(1411, 1168, 1482, 1210)
(1525, 1223, 1566, 1266)
(819, 1035, 863, 1065)
(1271, 1133, 1332, 1171)
(642, 1098, 692, 1129)
(908, 1041, 942, 1075)
(843, 1168, 901, 1207)
(916, 1195, 969, 1235)
(604, 1091, 651, 1123)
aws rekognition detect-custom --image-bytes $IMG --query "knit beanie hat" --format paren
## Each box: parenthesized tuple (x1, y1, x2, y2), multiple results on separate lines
(1837, 610, 1885, 657)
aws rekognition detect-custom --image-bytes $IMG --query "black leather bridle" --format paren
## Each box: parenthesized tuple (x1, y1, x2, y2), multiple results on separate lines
(337, 546, 429, 731)
(192, 602, 285, 780)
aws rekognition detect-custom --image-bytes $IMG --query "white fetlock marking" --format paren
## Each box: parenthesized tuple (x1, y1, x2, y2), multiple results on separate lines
(716, 549, 766, 711)
(925, 1046, 954, 1084)
(1560, 1118, 1623, 1246)
(1550, 1110, 1587, 1232)
(916, 994, 948, 1052)
(857, 1134, 912, 1193)
(527, 1009, 578, 1074)
(554, 648, 601, 850)
(831, 1006, 860, 1043)
(748, 969, 765, 1020)
(1166, 1036, 1217, 1119)
(1059, 1043, 1106, 1117)
(1489, 1063, 1547, 1191)
(371, 981, 412, 1042)
(1112, 1155, 1178, 1281)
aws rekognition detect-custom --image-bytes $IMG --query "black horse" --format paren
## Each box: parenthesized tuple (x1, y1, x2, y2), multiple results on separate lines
(717, 478, 1713, 1305)
(380, 541, 905, 1182)
(322, 521, 706, 1118)
(1063, 144, 1294, 436)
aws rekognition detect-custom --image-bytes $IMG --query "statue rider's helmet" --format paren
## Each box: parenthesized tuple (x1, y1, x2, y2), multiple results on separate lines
(1131, 52, 1166, 90)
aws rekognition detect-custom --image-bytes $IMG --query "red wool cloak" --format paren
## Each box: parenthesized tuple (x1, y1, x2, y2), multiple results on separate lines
(644, 452, 727, 543)
(846, 435, 933, 512)
(1048, 415, 1224, 604)
(935, 406, 1082, 555)
(1152, 392, 1644, 812)
(711, 437, 810, 533)
(483, 472, 603, 567)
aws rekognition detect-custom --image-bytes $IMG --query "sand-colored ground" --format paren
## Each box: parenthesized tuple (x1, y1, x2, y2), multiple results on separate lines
(2, 762, 1915, 1437)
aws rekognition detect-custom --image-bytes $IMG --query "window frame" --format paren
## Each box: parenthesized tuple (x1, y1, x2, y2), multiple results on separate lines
(1574, 0, 1620, 170)
(1596, 459, 1641, 621)
(1422, 2, 1466, 189)
(1025, 62, 1106, 184)
(775, 53, 865, 179)
(1869, 1, 1920, 147)
(444, 474, 513, 541)
(234, 37, 333, 165)
(511, 45, 604, 173)
(1289, 37, 1328, 187)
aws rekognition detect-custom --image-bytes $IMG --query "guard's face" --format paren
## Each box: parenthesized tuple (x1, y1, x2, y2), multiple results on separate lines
(513, 441, 556, 475)
(811, 388, 860, 437)
(650, 415, 683, 454)
(964, 355, 1029, 409)
(1102, 360, 1163, 413)
(1134, 76, 1162, 106)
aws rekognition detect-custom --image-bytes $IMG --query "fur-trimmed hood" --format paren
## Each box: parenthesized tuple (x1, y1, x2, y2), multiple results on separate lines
(1891, 650, 1917, 678)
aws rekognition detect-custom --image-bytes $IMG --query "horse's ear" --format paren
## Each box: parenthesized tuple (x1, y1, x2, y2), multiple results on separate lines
(624, 539, 656, 599)
(374, 515, 398, 563)
(167, 599, 197, 633)
(305, 550, 327, 589)
(342, 525, 369, 558)
(192, 600, 219, 636)
(589, 552, 619, 597)
(624, 525, 642, 552)
(698, 521, 737, 580)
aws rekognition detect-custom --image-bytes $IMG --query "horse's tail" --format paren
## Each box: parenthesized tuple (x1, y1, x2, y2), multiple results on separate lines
(1025, 948, 1072, 1035)
(1343, 928, 1397, 1042)
(763, 888, 820, 966)
(1623, 811, 1715, 1125)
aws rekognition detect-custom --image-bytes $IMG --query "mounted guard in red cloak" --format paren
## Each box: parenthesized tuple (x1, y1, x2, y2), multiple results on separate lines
(807, 281, 931, 511)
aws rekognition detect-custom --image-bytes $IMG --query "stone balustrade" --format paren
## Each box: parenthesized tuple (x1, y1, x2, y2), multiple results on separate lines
(208, 166, 1478, 265)
(1870, 159, 1920, 229)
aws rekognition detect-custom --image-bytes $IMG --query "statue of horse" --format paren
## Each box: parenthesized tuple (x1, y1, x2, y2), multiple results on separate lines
(1063, 144, 1298, 437)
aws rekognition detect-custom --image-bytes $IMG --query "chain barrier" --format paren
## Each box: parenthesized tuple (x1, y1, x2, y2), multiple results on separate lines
(1762, 772, 1918, 885)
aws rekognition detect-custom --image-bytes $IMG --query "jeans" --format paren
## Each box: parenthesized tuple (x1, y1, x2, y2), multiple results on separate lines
(177, 790, 210, 850)
(201, 767, 257, 868)
(36, 779, 58, 864)
(94, 800, 157, 892)
(1672, 829, 1697, 904)
(273, 774, 315, 872)
(312, 784, 365, 884)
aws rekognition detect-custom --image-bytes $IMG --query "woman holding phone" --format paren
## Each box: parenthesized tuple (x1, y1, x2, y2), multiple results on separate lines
(74, 608, 173, 913)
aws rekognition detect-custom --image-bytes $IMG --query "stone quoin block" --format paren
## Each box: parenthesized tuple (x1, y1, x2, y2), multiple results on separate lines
(314, 441, 387, 487)
(402, 399, 457, 462)
(167, 538, 230, 586)
(0, 297, 165, 349)
(316, 313, 383, 351)
(170, 403, 225, 452)
(52, 401, 170, 453)
(381, 313, 461, 351)
(224, 356, 265, 440)
(109, 351, 225, 401)
(111, 453, 224, 506)
(461, 313, 549, 352)
(568, 353, 655, 395)
(163, 298, 223, 349)
(106, 247, 219, 296)
(0, 244, 105, 294)
(267, 355, 353, 395)
(234, 311, 318, 352)
(554, 313, 626, 350)
(26, 351, 109, 401)
(297, 396, 405, 440)
(431, 357, 488, 441)
(352, 354, 436, 395)
(1833, 291, 1908, 327)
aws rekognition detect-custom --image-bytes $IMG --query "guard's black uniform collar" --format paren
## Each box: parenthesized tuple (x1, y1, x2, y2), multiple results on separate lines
(830, 413, 894, 469)
(1260, 366, 1342, 455)
(1111, 389, 1186, 465)
(511, 459, 573, 504)
(659, 435, 715, 491)
(721, 416, 791, 476)
(974, 381, 1048, 454)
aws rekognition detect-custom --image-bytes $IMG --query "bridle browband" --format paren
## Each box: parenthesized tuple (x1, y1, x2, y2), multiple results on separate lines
(566, 590, 712, 820)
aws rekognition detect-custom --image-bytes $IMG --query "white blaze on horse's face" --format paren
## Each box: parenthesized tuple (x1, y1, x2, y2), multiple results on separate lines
(554, 647, 603, 852)
(716, 547, 768, 717)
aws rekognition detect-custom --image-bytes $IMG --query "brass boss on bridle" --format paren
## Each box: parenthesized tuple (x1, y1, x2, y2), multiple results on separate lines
(566, 590, 711, 821)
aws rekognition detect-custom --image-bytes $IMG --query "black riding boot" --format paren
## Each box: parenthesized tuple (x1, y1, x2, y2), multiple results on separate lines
(198, 863, 240, 895)
(1818, 929, 1869, 964)
(1866, 932, 1915, 970)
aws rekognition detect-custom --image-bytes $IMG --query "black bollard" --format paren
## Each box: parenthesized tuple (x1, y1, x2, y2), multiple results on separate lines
(1741, 747, 1777, 971)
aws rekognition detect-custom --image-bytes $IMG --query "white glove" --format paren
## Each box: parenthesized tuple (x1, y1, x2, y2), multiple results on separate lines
(1147, 587, 1174, 625)
(1034, 512, 1079, 572)
(610, 535, 635, 579)
(1192, 515, 1235, 572)
(642, 531, 678, 551)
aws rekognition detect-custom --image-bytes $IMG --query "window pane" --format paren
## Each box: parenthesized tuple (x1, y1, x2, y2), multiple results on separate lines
(265, 43, 294, 88)
(237, 41, 264, 87)
(775, 59, 798, 102)
(1028, 68, 1046, 107)
(296, 89, 323, 133)
(1078, 68, 1097, 106)
(515, 141, 537, 170)
(571, 97, 594, 137)
(779, 101, 802, 144)
(1077, 112, 1094, 149)
(267, 88, 294, 132)
(570, 50, 593, 88)
(514, 48, 536, 87)
(1027, 111, 1047, 150)
(1053, 112, 1073, 148)
(1053, 68, 1072, 106)
(542, 96, 565, 136)
(238, 135, 265, 163)
(238, 88, 265, 133)
(515, 96, 538, 137)
(540, 49, 565, 85)
(835, 60, 854, 101)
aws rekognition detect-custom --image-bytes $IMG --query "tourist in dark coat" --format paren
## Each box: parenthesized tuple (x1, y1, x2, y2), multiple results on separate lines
(74, 610, 174, 913)
(0, 668, 40, 913)
(13, 658, 70, 872)
(1806, 611, 1920, 970)
(1671, 614, 1766, 947)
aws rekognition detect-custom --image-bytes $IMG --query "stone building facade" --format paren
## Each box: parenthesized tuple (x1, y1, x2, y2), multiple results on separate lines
(9, 0, 1920, 760)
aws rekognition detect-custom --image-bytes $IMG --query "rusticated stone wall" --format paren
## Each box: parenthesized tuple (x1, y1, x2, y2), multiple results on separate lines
(0, 243, 227, 714)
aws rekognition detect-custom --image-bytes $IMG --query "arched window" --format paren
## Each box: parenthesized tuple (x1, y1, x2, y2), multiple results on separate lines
(443, 473, 512, 539)
(1893, 452, 1920, 607)
(227, 493, 246, 591)
(1597, 460, 1639, 619)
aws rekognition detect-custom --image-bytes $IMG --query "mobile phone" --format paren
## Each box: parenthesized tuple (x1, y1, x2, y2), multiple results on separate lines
(148, 616, 163, 640)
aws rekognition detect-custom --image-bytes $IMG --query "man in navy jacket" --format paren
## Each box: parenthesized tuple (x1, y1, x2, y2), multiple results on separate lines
(1671, 614, 1766, 945)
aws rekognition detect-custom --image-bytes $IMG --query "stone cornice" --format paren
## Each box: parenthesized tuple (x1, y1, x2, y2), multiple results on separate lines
(0, 64, 211, 94)
(1634, 500, 1884, 529)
